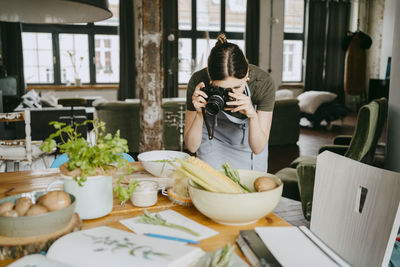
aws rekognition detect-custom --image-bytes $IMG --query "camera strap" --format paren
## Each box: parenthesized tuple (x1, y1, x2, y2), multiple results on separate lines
(202, 108, 217, 140)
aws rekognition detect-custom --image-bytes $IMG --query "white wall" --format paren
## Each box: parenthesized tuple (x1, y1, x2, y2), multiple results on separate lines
(367, 0, 385, 79)
(259, 0, 284, 88)
(379, 0, 395, 79)
(385, 0, 400, 172)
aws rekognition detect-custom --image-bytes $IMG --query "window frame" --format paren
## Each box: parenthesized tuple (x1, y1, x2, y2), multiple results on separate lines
(22, 23, 118, 85)
(178, 0, 246, 85)
(282, 0, 306, 83)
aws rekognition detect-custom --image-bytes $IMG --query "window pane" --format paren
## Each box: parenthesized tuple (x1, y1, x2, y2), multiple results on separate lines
(38, 51, 53, 66)
(282, 40, 303, 82)
(196, 38, 214, 72)
(284, 0, 304, 33)
(95, 35, 119, 83)
(95, 0, 119, 26)
(178, 38, 192, 84)
(22, 32, 54, 83)
(226, 0, 246, 32)
(197, 0, 220, 31)
(178, 0, 191, 30)
(23, 50, 38, 66)
(22, 33, 37, 50)
(59, 34, 90, 84)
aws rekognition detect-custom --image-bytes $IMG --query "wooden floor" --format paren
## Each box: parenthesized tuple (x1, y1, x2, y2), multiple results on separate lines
(268, 114, 357, 174)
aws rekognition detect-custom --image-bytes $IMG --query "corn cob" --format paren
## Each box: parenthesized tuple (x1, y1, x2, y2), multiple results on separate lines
(176, 157, 244, 193)
(169, 161, 218, 192)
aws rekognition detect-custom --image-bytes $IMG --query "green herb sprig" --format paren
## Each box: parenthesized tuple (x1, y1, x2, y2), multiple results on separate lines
(222, 163, 253, 192)
(138, 210, 200, 237)
(40, 120, 134, 186)
(197, 244, 235, 267)
(114, 176, 139, 204)
(209, 244, 235, 267)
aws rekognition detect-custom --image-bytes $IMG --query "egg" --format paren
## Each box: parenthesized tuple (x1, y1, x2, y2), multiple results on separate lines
(254, 176, 277, 192)
(15, 197, 33, 216)
(1, 210, 18, 217)
(38, 191, 71, 211)
(26, 204, 49, 216)
(0, 201, 14, 214)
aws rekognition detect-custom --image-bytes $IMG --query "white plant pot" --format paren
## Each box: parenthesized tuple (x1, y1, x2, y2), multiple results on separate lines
(48, 174, 113, 220)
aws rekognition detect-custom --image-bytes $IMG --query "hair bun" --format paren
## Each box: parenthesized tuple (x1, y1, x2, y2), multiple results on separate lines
(216, 33, 227, 46)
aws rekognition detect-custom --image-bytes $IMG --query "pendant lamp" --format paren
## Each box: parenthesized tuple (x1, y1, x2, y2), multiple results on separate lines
(0, 0, 112, 24)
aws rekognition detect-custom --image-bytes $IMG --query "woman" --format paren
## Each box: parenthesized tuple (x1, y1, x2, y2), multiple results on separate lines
(184, 34, 275, 171)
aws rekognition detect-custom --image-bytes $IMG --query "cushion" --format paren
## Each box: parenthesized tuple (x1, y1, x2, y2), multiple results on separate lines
(275, 89, 294, 100)
(41, 92, 62, 107)
(297, 91, 337, 114)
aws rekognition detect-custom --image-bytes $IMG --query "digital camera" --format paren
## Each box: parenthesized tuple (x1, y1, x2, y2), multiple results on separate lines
(201, 84, 233, 116)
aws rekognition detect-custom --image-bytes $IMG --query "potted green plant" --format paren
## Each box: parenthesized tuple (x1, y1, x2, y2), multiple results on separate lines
(41, 120, 134, 219)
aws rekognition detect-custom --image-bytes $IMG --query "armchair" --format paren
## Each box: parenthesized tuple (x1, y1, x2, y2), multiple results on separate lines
(276, 98, 388, 220)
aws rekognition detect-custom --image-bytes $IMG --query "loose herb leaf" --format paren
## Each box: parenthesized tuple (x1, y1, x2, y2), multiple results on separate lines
(114, 176, 139, 204)
(137, 210, 200, 236)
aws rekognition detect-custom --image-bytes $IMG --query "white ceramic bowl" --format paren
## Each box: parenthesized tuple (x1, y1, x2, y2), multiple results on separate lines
(189, 170, 283, 225)
(138, 150, 190, 177)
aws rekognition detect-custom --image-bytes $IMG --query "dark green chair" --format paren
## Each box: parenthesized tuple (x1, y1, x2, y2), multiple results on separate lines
(276, 98, 388, 220)
(93, 98, 186, 154)
(93, 100, 140, 153)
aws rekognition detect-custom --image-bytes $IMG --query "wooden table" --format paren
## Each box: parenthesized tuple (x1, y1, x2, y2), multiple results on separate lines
(0, 163, 290, 266)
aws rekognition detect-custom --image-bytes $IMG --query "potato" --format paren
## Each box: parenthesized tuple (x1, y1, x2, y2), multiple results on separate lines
(15, 197, 33, 216)
(254, 176, 277, 192)
(38, 191, 71, 211)
(0, 201, 14, 214)
(1, 210, 18, 217)
(26, 204, 48, 216)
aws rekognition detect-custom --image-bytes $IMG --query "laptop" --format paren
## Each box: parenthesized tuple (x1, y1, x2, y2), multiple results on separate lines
(243, 151, 400, 267)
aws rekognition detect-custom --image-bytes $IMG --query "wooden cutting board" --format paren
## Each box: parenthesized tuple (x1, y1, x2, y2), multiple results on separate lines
(0, 213, 81, 260)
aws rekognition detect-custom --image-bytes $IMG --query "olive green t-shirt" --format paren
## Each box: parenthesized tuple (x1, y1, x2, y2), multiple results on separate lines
(186, 64, 276, 112)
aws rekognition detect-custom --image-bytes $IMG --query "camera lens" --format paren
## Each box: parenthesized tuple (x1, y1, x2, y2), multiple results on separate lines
(206, 95, 224, 116)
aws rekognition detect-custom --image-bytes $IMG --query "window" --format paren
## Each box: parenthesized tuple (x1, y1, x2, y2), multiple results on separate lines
(95, 35, 119, 82)
(21, 0, 119, 85)
(178, 0, 247, 84)
(282, 0, 305, 82)
(22, 33, 54, 84)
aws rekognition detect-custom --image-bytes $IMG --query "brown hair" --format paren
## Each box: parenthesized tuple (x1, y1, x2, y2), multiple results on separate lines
(207, 33, 248, 81)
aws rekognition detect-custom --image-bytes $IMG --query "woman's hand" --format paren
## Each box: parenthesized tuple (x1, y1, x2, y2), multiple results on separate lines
(225, 89, 257, 119)
(192, 82, 208, 113)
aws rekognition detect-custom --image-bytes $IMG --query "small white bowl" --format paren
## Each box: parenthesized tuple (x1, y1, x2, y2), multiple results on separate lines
(138, 150, 190, 177)
(130, 180, 159, 207)
(189, 170, 283, 225)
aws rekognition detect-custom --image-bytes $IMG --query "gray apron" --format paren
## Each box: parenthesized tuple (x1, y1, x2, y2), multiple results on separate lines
(197, 84, 269, 172)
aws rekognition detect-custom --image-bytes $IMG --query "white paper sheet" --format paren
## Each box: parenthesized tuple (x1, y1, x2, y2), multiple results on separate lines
(120, 209, 218, 241)
(255, 226, 349, 267)
(46, 226, 205, 267)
